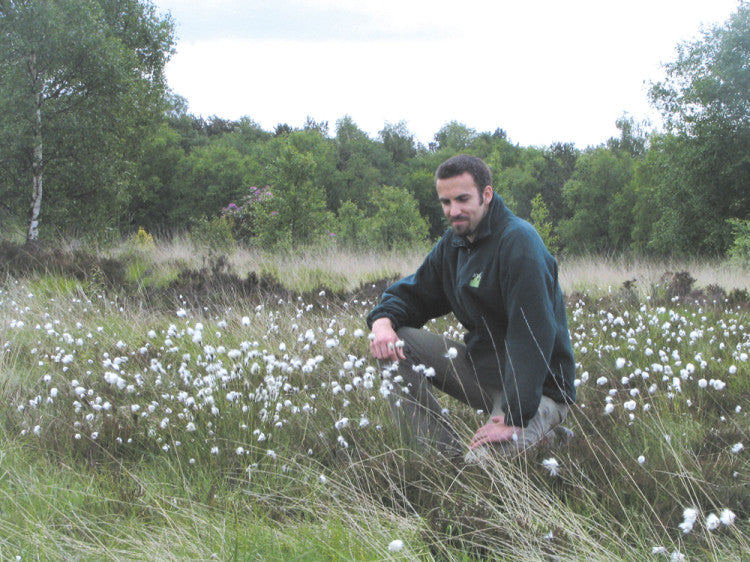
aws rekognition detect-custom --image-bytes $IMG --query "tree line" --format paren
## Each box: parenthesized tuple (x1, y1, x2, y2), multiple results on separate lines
(1, 0, 748, 259)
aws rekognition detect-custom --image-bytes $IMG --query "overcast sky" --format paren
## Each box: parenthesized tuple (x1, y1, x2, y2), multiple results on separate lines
(150, 0, 741, 148)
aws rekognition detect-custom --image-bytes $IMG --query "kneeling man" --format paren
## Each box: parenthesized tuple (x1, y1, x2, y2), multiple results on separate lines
(367, 154, 576, 460)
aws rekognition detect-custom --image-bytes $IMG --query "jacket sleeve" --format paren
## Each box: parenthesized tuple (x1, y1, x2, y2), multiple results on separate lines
(366, 241, 452, 331)
(497, 226, 559, 428)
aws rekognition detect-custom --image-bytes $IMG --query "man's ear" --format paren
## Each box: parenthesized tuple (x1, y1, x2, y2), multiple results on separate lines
(482, 185, 493, 205)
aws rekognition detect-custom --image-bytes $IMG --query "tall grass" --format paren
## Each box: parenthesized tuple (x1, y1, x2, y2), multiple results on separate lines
(558, 253, 750, 297)
(0, 241, 748, 560)
(108, 235, 430, 293)
(109, 236, 750, 295)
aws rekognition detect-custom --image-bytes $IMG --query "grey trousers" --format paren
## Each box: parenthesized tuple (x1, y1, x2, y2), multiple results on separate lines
(386, 326, 568, 455)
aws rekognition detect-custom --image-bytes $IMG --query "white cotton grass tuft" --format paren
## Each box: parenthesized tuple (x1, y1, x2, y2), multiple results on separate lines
(444, 347, 458, 359)
(720, 509, 736, 526)
(705, 512, 721, 531)
(541, 457, 560, 476)
(387, 539, 404, 552)
(710, 379, 726, 390)
(678, 507, 698, 534)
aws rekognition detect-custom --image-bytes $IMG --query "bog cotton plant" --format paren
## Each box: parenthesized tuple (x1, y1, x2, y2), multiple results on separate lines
(2, 265, 749, 560)
(541, 457, 560, 476)
(7, 284, 749, 466)
(388, 539, 404, 552)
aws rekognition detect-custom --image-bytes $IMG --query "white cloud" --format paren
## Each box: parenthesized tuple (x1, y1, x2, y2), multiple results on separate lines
(156, 0, 741, 146)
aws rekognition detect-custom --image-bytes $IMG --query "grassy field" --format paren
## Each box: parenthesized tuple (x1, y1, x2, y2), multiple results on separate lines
(1, 241, 749, 560)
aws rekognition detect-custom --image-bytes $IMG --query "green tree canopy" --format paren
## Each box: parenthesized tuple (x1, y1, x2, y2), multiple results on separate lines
(170, 143, 258, 226)
(651, 5, 750, 134)
(430, 121, 477, 152)
(254, 143, 332, 249)
(559, 148, 635, 254)
(647, 3, 750, 255)
(379, 121, 417, 165)
(529, 193, 560, 255)
(366, 185, 429, 249)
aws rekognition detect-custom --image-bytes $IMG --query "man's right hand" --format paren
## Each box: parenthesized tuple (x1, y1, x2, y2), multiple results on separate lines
(369, 317, 405, 362)
(469, 417, 522, 449)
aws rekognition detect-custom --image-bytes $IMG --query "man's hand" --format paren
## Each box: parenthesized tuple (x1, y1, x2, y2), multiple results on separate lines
(469, 416, 522, 449)
(369, 317, 405, 362)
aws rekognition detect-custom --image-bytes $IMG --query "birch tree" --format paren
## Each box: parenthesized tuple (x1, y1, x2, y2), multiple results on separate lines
(0, 0, 173, 242)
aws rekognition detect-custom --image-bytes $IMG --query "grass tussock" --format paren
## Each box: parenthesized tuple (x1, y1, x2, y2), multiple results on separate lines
(0, 239, 749, 559)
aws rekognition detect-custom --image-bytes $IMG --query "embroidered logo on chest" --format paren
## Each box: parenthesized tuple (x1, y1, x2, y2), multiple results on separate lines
(469, 272, 482, 288)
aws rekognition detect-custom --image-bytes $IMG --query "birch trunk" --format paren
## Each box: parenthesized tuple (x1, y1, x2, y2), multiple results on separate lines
(27, 50, 43, 243)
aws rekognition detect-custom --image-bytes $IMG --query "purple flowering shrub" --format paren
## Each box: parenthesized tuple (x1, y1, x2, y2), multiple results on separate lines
(222, 185, 272, 243)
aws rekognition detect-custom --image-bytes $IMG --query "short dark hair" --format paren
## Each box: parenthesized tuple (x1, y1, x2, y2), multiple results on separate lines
(435, 154, 492, 196)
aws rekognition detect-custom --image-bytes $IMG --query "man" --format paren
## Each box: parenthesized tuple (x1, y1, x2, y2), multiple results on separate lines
(366, 154, 576, 460)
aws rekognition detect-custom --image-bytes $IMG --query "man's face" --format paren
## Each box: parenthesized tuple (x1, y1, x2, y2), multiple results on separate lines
(436, 172, 493, 241)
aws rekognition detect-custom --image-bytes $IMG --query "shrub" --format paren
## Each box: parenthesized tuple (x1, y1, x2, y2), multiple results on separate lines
(662, 270, 696, 299)
(365, 185, 429, 250)
(530, 193, 560, 255)
(253, 145, 333, 249)
(221, 186, 272, 244)
(131, 227, 155, 249)
(335, 200, 370, 249)
(190, 216, 235, 254)
(727, 218, 750, 268)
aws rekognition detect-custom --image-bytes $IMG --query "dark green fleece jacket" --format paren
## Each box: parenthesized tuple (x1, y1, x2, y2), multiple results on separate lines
(367, 193, 576, 428)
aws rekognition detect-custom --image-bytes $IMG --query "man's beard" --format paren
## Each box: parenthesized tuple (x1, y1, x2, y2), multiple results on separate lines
(451, 217, 476, 238)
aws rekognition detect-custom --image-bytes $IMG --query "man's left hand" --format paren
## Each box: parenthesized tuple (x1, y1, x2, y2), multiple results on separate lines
(469, 416, 522, 449)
